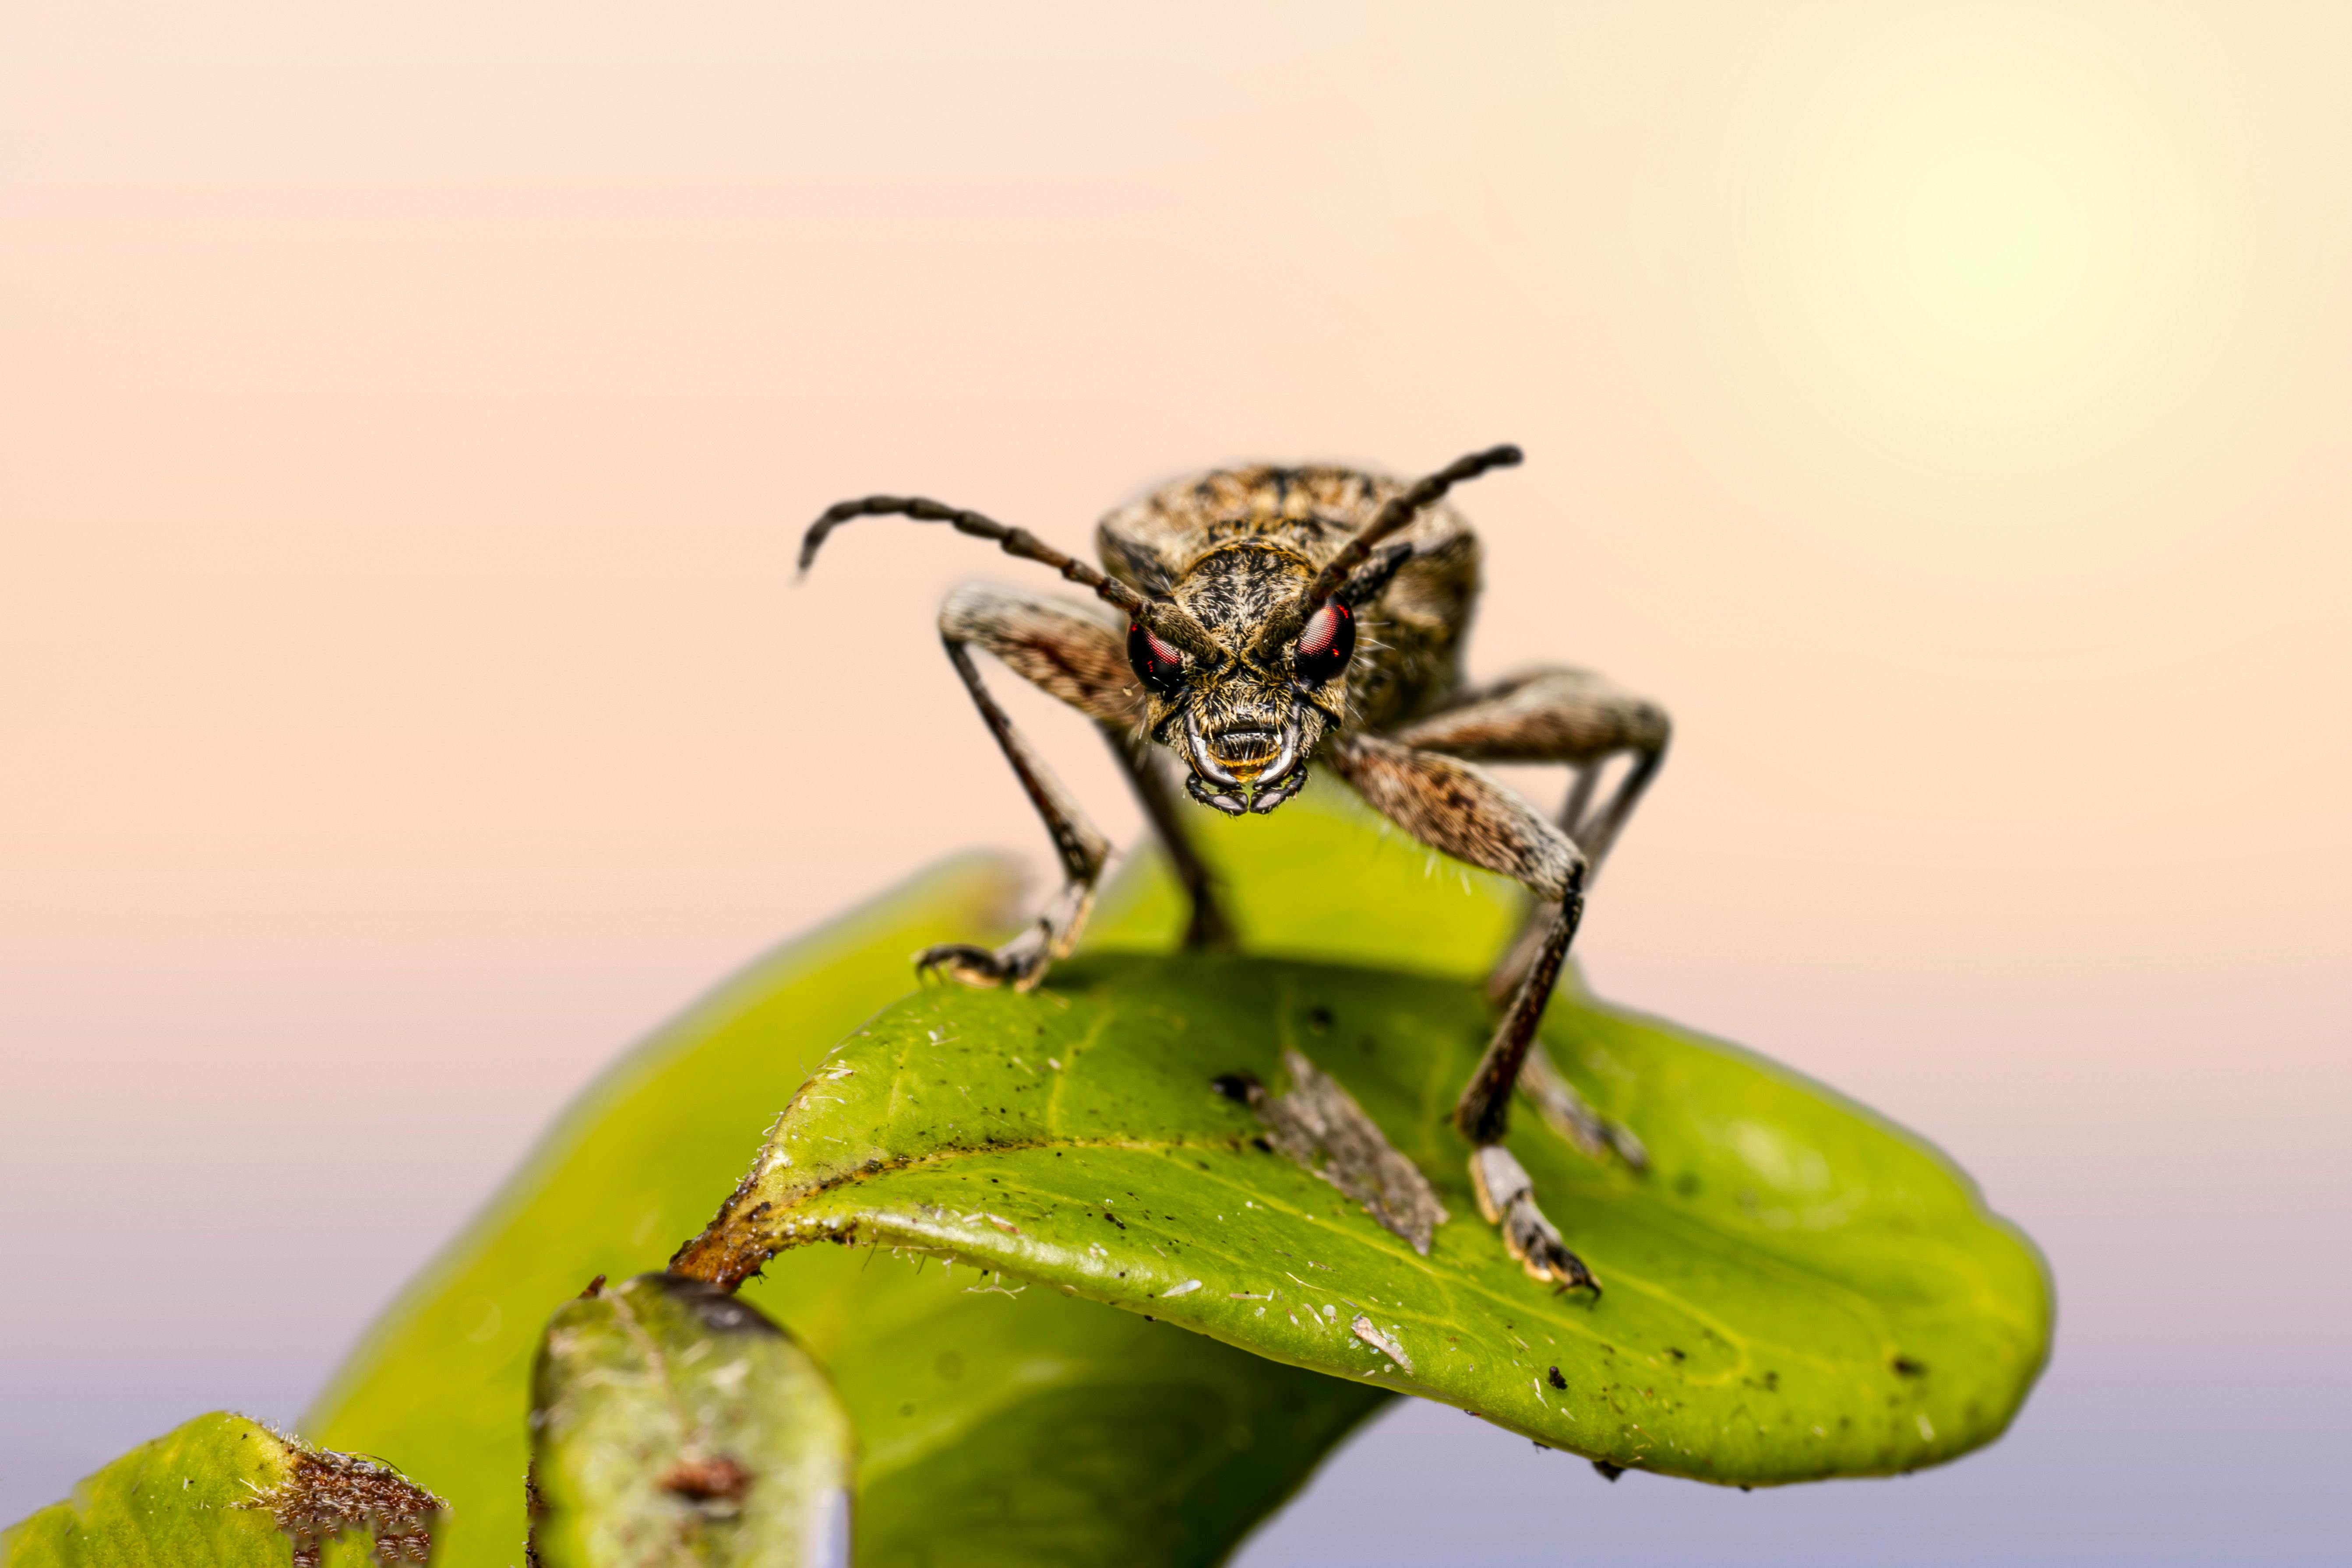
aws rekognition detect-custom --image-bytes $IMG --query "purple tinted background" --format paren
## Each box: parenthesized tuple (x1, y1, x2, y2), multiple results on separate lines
(5, 5, 2346, 1561)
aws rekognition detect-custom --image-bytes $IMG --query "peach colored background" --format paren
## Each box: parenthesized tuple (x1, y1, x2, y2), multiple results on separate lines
(4, 4, 2345, 1560)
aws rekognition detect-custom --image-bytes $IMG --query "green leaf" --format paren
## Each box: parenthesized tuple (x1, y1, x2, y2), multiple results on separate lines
(676, 809, 2052, 1486)
(1081, 780, 1523, 980)
(3, 1411, 444, 1568)
(780, 1244, 1381, 1568)
(530, 1273, 852, 1568)
(307, 855, 1386, 1568)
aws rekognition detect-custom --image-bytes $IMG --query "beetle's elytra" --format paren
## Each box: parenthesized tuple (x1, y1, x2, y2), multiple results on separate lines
(800, 447, 1669, 1292)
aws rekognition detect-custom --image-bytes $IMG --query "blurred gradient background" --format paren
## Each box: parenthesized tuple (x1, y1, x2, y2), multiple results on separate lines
(4, 4, 2345, 1562)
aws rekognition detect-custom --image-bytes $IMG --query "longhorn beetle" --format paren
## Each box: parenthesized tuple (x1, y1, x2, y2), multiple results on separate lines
(799, 446, 1669, 1291)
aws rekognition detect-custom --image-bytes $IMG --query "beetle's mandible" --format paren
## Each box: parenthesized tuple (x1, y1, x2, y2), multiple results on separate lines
(798, 446, 1670, 1293)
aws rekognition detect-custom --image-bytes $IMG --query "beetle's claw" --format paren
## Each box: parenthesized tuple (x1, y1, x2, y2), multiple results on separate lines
(917, 930, 1055, 990)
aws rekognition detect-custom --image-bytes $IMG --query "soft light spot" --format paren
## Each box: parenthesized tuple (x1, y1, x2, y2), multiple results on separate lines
(462, 1299, 502, 1344)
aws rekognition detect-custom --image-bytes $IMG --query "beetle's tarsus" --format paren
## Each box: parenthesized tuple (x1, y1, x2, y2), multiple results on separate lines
(1470, 1145, 1601, 1295)
(917, 910, 1066, 992)
(914, 942, 1014, 988)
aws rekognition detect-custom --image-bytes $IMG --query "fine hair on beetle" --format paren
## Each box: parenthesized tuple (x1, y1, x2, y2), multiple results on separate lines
(794, 444, 1671, 1297)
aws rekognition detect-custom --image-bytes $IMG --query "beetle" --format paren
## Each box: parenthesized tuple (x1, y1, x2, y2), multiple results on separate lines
(798, 445, 1669, 1291)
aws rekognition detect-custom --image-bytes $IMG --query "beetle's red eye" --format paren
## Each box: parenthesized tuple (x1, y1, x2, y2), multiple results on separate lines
(1127, 620, 1187, 696)
(1293, 600, 1355, 687)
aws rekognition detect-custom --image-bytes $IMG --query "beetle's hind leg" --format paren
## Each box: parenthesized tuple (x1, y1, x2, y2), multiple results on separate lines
(917, 585, 1146, 990)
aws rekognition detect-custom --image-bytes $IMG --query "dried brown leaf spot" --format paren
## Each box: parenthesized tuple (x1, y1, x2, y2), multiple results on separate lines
(662, 1454, 753, 1504)
(1236, 1049, 1449, 1254)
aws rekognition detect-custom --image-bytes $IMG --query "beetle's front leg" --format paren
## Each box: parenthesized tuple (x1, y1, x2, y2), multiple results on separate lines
(1392, 667, 1667, 1165)
(1325, 733, 1601, 1292)
(919, 585, 1143, 991)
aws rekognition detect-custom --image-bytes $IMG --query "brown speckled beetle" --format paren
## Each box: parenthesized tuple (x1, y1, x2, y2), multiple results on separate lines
(799, 446, 1669, 1291)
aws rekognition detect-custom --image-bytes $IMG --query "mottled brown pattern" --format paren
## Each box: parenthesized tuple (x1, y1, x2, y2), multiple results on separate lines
(240, 1444, 444, 1567)
(940, 583, 1142, 727)
(1097, 464, 1479, 736)
(1324, 732, 1583, 902)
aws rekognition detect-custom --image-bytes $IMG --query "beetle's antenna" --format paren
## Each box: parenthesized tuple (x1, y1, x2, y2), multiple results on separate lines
(798, 493, 1223, 662)
(1302, 444, 1523, 606)
(1248, 444, 1523, 664)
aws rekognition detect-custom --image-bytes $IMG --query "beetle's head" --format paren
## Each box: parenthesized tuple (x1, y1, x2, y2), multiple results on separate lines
(1126, 545, 1359, 817)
